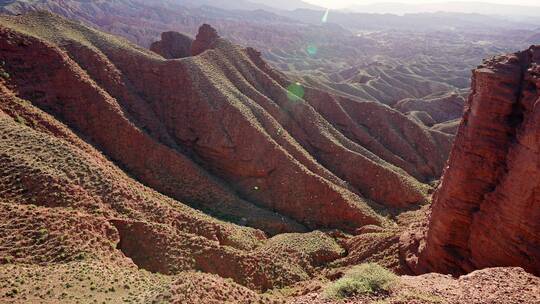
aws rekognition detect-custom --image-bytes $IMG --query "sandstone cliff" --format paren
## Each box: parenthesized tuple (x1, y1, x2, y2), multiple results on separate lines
(402, 46, 540, 276)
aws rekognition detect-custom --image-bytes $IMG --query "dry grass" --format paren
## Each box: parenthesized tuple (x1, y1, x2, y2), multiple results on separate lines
(0, 260, 173, 303)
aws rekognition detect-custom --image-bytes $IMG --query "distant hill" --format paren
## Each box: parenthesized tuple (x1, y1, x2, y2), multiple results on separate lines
(348, 1, 540, 18)
(248, 0, 322, 11)
(526, 31, 540, 44)
(136, 0, 322, 12)
(279, 9, 539, 31)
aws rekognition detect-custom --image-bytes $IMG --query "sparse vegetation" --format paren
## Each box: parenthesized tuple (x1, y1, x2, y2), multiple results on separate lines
(2, 256, 14, 264)
(0, 70, 9, 79)
(0, 60, 9, 79)
(0, 7, 539, 304)
(14, 115, 28, 125)
(324, 263, 398, 299)
(36, 228, 49, 243)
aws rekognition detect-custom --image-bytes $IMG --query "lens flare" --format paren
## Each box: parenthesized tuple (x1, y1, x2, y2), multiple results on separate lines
(306, 44, 318, 56)
(287, 82, 305, 102)
(322, 9, 329, 23)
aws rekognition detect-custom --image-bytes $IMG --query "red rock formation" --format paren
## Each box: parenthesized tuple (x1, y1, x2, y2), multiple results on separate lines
(150, 31, 193, 59)
(403, 46, 540, 276)
(191, 24, 220, 56)
(0, 45, 341, 295)
(0, 12, 452, 236)
(0, 13, 454, 294)
(1, 11, 538, 304)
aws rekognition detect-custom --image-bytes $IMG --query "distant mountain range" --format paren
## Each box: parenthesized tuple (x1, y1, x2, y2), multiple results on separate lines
(248, 0, 322, 11)
(142, 0, 323, 11)
(347, 1, 540, 18)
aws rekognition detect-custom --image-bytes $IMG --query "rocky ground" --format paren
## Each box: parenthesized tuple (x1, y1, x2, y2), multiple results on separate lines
(289, 268, 540, 304)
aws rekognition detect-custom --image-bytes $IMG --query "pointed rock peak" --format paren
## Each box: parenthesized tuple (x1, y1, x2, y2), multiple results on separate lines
(197, 24, 219, 40)
(150, 31, 193, 59)
(191, 24, 220, 56)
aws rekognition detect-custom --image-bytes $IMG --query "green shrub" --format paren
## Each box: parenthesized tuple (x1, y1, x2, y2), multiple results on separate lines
(324, 263, 398, 299)
(0, 70, 9, 79)
(14, 115, 28, 126)
(37, 228, 49, 240)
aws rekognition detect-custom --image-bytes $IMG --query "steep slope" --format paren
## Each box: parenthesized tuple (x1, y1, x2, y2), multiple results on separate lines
(401, 46, 540, 276)
(0, 52, 346, 298)
(0, 91, 324, 291)
(0, 12, 457, 297)
(0, 12, 452, 232)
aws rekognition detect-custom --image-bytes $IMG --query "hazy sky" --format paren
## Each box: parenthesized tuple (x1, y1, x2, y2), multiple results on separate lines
(304, 0, 540, 9)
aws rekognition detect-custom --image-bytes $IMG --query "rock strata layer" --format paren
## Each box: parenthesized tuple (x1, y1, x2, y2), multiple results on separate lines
(402, 46, 540, 276)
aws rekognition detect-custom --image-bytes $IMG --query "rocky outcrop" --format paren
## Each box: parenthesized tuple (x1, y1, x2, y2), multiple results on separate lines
(150, 31, 193, 59)
(402, 46, 540, 276)
(191, 24, 220, 56)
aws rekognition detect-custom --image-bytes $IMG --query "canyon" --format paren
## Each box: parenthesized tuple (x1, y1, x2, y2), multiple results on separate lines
(2, 0, 536, 133)
(0, 2, 538, 304)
